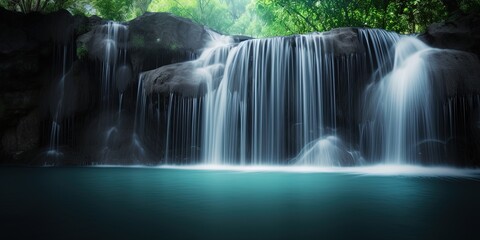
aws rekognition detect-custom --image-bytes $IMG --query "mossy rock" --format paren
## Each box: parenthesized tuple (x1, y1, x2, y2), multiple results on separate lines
(76, 43, 88, 60)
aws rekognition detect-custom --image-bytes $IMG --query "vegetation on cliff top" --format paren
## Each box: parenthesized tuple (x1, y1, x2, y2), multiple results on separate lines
(1, 0, 479, 37)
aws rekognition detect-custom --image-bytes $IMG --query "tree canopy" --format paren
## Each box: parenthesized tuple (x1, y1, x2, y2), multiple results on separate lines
(1, 0, 479, 36)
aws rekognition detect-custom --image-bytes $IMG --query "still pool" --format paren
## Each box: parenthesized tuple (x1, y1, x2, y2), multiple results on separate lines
(1, 166, 479, 239)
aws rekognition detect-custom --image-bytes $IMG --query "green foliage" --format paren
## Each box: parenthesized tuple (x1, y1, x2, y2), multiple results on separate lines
(459, 0, 480, 12)
(253, 0, 451, 36)
(0, 0, 15, 10)
(228, 1, 264, 37)
(65, 0, 95, 17)
(148, 0, 236, 33)
(0, 0, 151, 20)
(0, 0, 73, 13)
(89, 0, 154, 21)
(90, 0, 133, 21)
(76, 43, 88, 60)
(131, 0, 152, 17)
(146, 0, 479, 36)
(1, 0, 480, 36)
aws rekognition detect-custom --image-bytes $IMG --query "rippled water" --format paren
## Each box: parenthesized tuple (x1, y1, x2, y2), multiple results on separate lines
(1, 167, 479, 239)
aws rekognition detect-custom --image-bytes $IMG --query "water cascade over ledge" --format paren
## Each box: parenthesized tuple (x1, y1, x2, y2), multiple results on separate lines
(361, 37, 438, 164)
(201, 33, 388, 165)
(129, 28, 480, 166)
(135, 28, 436, 166)
(97, 22, 131, 161)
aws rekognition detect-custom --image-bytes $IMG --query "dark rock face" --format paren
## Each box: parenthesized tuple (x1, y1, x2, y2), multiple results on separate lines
(129, 12, 213, 53)
(319, 27, 364, 55)
(142, 61, 226, 97)
(116, 64, 133, 93)
(76, 11, 216, 97)
(1, 110, 40, 158)
(0, 8, 101, 164)
(143, 61, 198, 97)
(0, 8, 73, 163)
(127, 12, 215, 73)
(419, 13, 480, 57)
(423, 50, 480, 166)
(426, 50, 480, 98)
(61, 61, 95, 116)
(418, 13, 480, 166)
(0, 9, 76, 48)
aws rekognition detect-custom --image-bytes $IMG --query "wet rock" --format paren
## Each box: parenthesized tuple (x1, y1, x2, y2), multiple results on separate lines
(0, 8, 84, 162)
(419, 12, 480, 57)
(0, 25, 28, 54)
(116, 64, 133, 93)
(286, 28, 364, 56)
(321, 28, 364, 55)
(62, 61, 95, 116)
(425, 50, 480, 98)
(232, 35, 253, 43)
(129, 12, 213, 53)
(128, 12, 215, 72)
(73, 15, 105, 36)
(142, 61, 216, 97)
(78, 22, 128, 62)
(1, 110, 40, 158)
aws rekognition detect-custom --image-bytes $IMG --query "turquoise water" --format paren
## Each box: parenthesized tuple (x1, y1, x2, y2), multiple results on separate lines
(1, 167, 479, 239)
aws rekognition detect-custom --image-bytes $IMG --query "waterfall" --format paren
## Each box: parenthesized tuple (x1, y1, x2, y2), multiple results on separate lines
(201, 29, 400, 165)
(360, 37, 442, 164)
(97, 22, 130, 161)
(100, 22, 129, 116)
(132, 28, 477, 166)
(202, 35, 335, 165)
(47, 44, 72, 156)
(132, 32, 232, 163)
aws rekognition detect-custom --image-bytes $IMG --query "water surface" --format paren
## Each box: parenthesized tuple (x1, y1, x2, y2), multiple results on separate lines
(1, 167, 479, 239)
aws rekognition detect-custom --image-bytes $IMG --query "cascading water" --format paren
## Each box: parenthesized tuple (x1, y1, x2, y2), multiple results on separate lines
(47, 46, 69, 156)
(358, 29, 400, 79)
(97, 22, 130, 160)
(360, 37, 443, 164)
(46, 42, 75, 157)
(133, 32, 233, 163)
(131, 29, 401, 165)
(201, 29, 399, 165)
(99, 22, 129, 115)
(132, 28, 477, 166)
(162, 95, 203, 163)
(293, 136, 359, 166)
